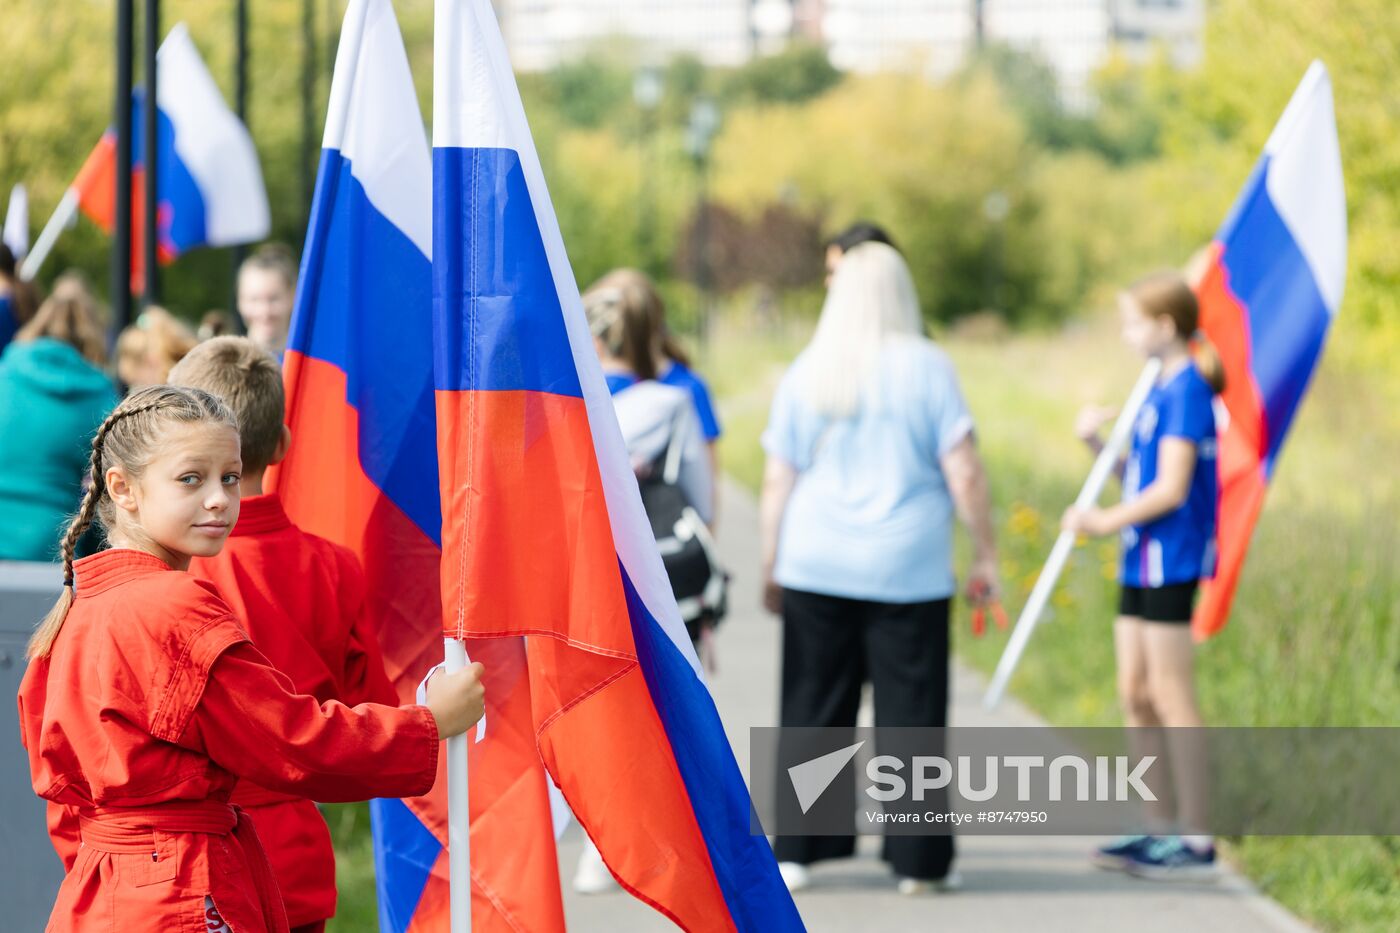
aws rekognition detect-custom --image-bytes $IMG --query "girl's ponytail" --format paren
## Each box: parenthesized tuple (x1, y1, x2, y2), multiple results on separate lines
(1190, 332, 1227, 395)
(1126, 270, 1227, 396)
(27, 412, 118, 659)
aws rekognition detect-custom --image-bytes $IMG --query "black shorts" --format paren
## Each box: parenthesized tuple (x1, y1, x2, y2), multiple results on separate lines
(1118, 582, 1198, 623)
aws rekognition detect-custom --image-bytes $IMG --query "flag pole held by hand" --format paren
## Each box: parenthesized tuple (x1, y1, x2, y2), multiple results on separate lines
(443, 637, 473, 933)
(983, 357, 1163, 709)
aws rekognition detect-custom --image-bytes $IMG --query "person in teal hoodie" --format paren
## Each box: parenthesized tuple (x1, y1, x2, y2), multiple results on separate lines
(0, 274, 118, 560)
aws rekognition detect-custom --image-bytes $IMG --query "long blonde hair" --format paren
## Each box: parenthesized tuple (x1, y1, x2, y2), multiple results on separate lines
(27, 386, 237, 660)
(801, 241, 925, 417)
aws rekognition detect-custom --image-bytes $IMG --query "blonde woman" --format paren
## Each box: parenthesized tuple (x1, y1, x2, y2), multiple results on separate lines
(760, 241, 999, 893)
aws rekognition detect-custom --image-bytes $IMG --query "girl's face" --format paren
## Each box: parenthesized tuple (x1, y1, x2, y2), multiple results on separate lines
(1119, 294, 1179, 359)
(106, 421, 242, 571)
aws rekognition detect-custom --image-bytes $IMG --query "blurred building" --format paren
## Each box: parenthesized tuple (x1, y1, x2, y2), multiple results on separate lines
(497, 0, 771, 69)
(981, 0, 1204, 106)
(819, 1, 978, 78)
(495, 0, 1203, 103)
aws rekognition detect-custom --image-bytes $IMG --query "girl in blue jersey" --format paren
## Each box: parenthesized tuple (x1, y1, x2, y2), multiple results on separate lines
(589, 268, 723, 483)
(1062, 270, 1224, 879)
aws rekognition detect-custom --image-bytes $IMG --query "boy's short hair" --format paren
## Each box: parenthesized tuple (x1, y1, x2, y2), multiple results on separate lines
(168, 336, 285, 473)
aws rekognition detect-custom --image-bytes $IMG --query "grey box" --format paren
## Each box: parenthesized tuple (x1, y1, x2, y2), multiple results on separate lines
(0, 562, 67, 929)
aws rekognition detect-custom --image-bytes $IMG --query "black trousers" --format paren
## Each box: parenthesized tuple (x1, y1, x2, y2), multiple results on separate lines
(773, 587, 955, 880)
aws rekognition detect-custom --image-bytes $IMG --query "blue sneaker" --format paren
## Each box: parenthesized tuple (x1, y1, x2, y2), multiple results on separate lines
(1123, 835, 1217, 880)
(1091, 834, 1155, 871)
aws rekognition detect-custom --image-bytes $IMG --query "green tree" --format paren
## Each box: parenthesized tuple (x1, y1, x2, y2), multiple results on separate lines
(963, 43, 1094, 153)
(722, 43, 842, 106)
(712, 72, 1064, 324)
(532, 50, 635, 129)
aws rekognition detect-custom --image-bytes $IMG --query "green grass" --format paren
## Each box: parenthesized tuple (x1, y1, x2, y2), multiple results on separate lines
(705, 313, 1400, 931)
(325, 803, 378, 931)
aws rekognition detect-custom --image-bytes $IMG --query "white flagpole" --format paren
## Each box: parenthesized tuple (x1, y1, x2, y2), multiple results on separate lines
(18, 188, 79, 282)
(983, 357, 1163, 709)
(433, 2, 473, 928)
(443, 637, 472, 933)
(4, 183, 29, 260)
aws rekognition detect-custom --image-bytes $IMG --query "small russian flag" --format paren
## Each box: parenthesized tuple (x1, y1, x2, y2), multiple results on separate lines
(71, 23, 268, 289)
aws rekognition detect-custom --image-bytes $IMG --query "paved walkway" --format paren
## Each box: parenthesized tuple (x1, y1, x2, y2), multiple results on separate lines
(555, 481, 1313, 932)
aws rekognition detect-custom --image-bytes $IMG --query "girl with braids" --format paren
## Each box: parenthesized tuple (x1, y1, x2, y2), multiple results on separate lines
(17, 386, 487, 933)
(1063, 270, 1225, 879)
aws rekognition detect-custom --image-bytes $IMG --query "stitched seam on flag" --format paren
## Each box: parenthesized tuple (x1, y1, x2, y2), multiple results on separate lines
(566, 810, 695, 932)
(468, 865, 528, 933)
(454, 148, 481, 640)
(465, 754, 555, 932)
(461, 628, 637, 662)
(534, 659, 638, 733)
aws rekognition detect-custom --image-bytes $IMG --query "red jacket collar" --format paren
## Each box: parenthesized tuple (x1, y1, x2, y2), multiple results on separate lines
(73, 549, 175, 597)
(230, 493, 292, 537)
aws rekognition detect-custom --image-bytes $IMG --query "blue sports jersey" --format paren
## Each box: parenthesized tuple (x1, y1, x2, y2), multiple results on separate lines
(604, 371, 639, 395)
(659, 360, 722, 441)
(1120, 363, 1219, 587)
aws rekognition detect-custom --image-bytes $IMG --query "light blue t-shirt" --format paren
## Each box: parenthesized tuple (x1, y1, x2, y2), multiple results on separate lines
(762, 337, 974, 603)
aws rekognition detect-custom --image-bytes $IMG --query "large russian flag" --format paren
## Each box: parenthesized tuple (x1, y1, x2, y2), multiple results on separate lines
(431, 1, 803, 929)
(71, 23, 268, 288)
(1192, 61, 1346, 640)
(266, 1, 563, 930)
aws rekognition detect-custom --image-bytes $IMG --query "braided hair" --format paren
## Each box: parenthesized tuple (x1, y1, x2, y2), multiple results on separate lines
(27, 385, 237, 659)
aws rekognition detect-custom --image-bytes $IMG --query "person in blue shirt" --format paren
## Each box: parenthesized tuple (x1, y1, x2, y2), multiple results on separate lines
(589, 267, 722, 491)
(760, 241, 999, 895)
(1063, 270, 1226, 879)
(0, 243, 38, 353)
(584, 277, 714, 530)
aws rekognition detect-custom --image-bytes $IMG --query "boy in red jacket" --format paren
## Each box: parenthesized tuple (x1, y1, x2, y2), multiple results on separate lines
(172, 336, 400, 933)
